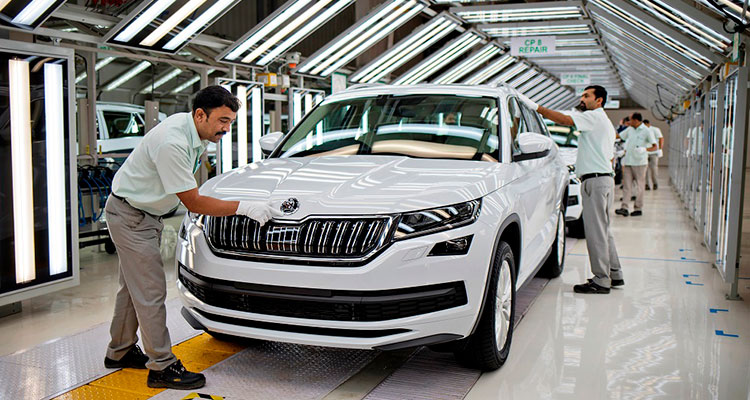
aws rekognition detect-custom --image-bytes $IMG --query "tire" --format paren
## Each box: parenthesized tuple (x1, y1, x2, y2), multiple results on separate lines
(566, 216, 585, 238)
(539, 208, 566, 278)
(453, 241, 516, 371)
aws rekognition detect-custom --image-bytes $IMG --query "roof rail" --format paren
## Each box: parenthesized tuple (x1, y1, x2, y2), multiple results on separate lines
(347, 83, 385, 90)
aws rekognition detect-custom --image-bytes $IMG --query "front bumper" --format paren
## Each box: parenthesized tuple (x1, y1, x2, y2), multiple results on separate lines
(176, 216, 495, 349)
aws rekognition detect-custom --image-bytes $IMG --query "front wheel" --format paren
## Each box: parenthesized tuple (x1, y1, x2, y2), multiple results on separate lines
(539, 208, 566, 278)
(454, 241, 516, 371)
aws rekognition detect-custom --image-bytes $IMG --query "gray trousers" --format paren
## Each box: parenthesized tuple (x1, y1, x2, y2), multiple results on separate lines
(105, 196, 176, 371)
(621, 165, 647, 211)
(582, 176, 622, 288)
(647, 155, 659, 187)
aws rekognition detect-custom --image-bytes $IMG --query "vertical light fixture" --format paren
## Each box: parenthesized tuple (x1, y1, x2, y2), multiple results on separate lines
(9, 59, 36, 283)
(11, 0, 56, 25)
(236, 85, 248, 167)
(251, 86, 262, 162)
(304, 93, 313, 115)
(44, 63, 67, 276)
(293, 91, 303, 127)
(220, 84, 233, 173)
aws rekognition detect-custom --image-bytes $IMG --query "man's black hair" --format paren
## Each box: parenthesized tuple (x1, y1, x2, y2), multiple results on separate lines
(631, 112, 643, 121)
(623, 116, 630, 121)
(585, 85, 607, 107)
(192, 85, 240, 116)
(643, 119, 650, 124)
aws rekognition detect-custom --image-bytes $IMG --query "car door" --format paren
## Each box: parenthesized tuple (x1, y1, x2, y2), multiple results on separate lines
(506, 96, 549, 277)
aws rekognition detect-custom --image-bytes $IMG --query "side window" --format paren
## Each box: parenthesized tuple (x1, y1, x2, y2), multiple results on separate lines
(535, 112, 550, 136)
(507, 97, 528, 155)
(103, 111, 146, 139)
(519, 103, 545, 135)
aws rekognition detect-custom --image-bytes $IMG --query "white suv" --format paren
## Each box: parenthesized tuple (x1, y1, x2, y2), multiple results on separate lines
(176, 85, 569, 370)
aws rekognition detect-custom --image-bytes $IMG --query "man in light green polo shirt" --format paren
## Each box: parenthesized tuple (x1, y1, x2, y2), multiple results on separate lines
(103, 86, 281, 390)
(616, 113, 657, 217)
(518, 85, 622, 294)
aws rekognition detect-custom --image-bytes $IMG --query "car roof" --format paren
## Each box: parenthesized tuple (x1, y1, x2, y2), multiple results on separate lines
(323, 84, 517, 103)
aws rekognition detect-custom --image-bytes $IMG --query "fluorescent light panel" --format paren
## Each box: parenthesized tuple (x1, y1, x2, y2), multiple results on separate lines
(9, 59, 36, 283)
(488, 63, 528, 85)
(140, 67, 182, 94)
(76, 56, 116, 84)
(463, 55, 516, 85)
(433, 43, 504, 84)
(296, 0, 426, 77)
(507, 70, 537, 88)
(394, 31, 484, 85)
(221, 84, 233, 173)
(11, 0, 58, 25)
(454, 6, 583, 23)
(631, 0, 730, 51)
(482, 24, 591, 37)
(140, 0, 207, 47)
(170, 68, 215, 93)
(236, 85, 248, 166)
(351, 15, 460, 83)
(114, 0, 176, 43)
(44, 63, 67, 276)
(164, 0, 235, 50)
(104, 61, 151, 91)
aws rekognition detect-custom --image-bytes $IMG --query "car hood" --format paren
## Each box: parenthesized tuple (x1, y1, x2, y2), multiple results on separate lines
(200, 155, 512, 217)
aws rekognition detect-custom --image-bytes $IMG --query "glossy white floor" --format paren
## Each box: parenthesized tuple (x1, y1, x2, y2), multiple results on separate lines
(466, 178, 750, 400)
(0, 172, 748, 400)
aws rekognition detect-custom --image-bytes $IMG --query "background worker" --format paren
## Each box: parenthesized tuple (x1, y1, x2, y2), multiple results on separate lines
(616, 113, 657, 216)
(103, 86, 281, 390)
(643, 119, 664, 190)
(518, 86, 622, 294)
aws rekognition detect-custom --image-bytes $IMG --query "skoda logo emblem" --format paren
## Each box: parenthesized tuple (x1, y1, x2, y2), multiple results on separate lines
(281, 198, 299, 215)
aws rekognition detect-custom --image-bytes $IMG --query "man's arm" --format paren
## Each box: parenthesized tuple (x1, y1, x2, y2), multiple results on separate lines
(536, 105, 575, 127)
(177, 188, 239, 216)
(645, 130, 658, 152)
(659, 137, 664, 149)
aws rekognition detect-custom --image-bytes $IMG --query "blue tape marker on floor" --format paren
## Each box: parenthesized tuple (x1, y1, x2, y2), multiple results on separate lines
(683, 274, 699, 277)
(680, 257, 696, 260)
(685, 281, 704, 286)
(568, 254, 709, 264)
(710, 308, 729, 313)
(679, 249, 693, 252)
(715, 330, 739, 338)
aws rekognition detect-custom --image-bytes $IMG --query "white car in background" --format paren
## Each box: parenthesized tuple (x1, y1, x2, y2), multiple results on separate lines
(176, 85, 569, 371)
(546, 122, 585, 238)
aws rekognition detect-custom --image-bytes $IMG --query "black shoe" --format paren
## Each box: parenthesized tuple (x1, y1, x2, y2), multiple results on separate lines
(147, 360, 205, 390)
(574, 281, 610, 294)
(104, 345, 148, 369)
(631, 196, 636, 200)
(612, 279, 625, 287)
(645, 185, 651, 191)
(615, 208, 629, 216)
(653, 184, 658, 190)
(631, 210, 642, 216)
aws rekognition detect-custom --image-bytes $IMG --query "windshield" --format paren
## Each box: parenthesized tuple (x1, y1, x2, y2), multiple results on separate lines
(275, 94, 500, 161)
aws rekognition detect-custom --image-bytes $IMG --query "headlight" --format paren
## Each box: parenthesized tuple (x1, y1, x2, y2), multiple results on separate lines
(393, 199, 481, 241)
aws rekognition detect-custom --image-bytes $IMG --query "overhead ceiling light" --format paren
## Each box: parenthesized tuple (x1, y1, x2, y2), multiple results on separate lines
(351, 14, 461, 83)
(220, 0, 354, 67)
(631, 0, 730, 52)
(103, 61, 151, 91)
(170, 68, 215, 93)
(452, 2, 584, 23)
(463, 55, 516, 85)
(106, 0, 239, 54)
(296, 0, 427, 77)
(139, 67, 183, 94)
(433, 43, 505, 84)
(11, 0, 59, 25)
(479, 20, 592, 37)
(487, 63, 528, 85)
(76, 56, 117, 84)
(517, 74, 547, 92)
(507, 69, 538, 88)
(394, 30, 485, 85)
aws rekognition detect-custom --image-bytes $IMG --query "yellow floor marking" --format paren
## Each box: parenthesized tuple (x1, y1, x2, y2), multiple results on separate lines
(52, 333, 247, 400)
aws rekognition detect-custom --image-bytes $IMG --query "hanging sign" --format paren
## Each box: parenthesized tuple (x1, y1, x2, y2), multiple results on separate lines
(731, 32, 740, 62)
(510, 36, 556, 57)
(561, 73, 591, 85)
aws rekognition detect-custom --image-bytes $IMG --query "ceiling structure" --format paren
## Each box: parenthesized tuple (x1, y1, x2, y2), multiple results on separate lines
(2, 0, 746, 114)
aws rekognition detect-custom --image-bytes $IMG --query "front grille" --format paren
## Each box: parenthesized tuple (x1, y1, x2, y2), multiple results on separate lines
(179, 265, 468, 322)
(204, 215, 392, 259)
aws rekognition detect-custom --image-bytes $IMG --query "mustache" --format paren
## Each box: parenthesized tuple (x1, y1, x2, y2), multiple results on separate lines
(575, 101, 587, 111)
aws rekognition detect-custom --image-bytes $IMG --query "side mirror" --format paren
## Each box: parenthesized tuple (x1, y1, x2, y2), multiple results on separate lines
(259, 131, 284, 156)
(514, 132, 554, 161)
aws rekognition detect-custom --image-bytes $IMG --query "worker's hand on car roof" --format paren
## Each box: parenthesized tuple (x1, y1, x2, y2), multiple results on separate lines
(236, 201, 284, 226)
